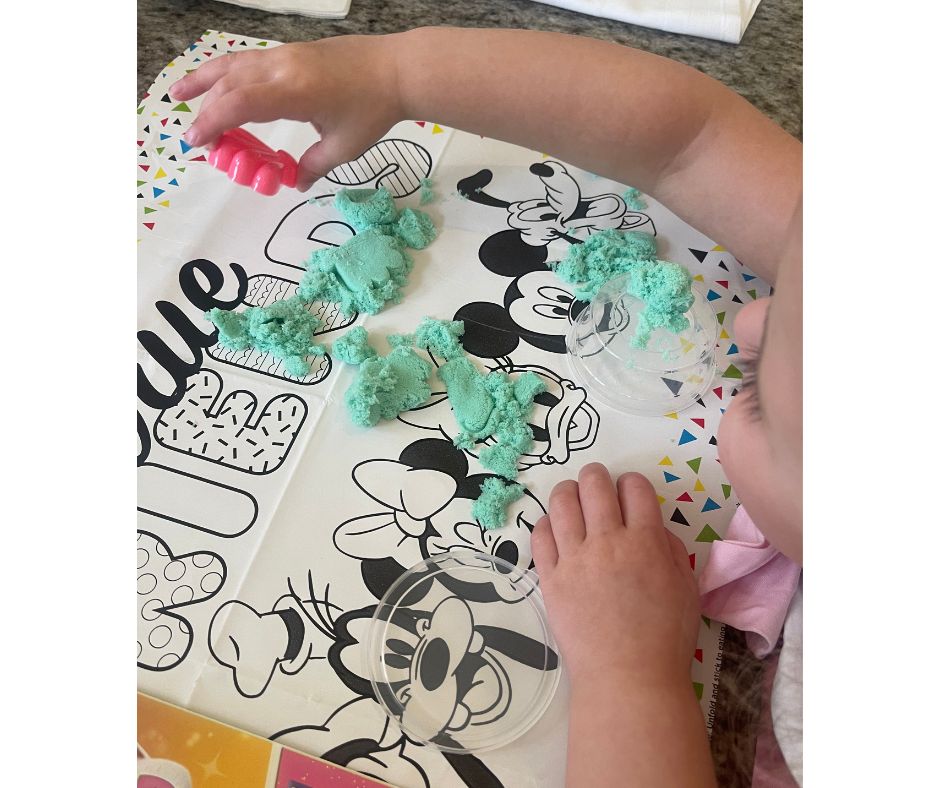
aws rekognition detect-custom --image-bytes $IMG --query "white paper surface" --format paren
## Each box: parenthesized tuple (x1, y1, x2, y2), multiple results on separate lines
(530, 0, 763, 43)
(214, 0, 351, 19)
(138, 31, 769, 788)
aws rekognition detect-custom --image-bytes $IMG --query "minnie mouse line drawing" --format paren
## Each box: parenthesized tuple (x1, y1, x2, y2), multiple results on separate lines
(207, 556, 557, 788)
(333, 438, 544, 590)
(454, 160, 655, 354)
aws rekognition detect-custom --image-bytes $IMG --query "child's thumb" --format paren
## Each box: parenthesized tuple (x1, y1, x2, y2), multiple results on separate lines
(296, 137, 356, 193)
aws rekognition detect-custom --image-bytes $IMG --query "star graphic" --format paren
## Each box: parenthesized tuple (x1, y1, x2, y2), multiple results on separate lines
(198, 751, 224, 781)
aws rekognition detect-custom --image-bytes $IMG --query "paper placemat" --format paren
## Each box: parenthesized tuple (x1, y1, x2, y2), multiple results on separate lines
(138, 31, 768, 788)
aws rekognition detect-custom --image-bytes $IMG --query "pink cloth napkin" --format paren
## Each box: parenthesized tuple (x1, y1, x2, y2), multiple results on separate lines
(697, 505, 801, 658)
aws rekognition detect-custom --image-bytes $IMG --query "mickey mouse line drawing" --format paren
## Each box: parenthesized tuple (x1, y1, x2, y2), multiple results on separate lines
(207, 547, 558, 788)
(454, 160, 655, 355)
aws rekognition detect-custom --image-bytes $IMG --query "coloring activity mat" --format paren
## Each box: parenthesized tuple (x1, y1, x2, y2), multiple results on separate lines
(138, 31, 769, 788)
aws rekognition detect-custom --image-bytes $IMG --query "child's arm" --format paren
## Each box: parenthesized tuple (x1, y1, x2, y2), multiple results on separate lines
(396, 28, 799, 282)
(531, 465, 716, 788)
(171, 27, 799, 281)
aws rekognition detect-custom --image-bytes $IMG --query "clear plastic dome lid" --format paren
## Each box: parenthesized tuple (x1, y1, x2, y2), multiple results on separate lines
(366, 551, 561, 753)
(566, 273, 719, 416)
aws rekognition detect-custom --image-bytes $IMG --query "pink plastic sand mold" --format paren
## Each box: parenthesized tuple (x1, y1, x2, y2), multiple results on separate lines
(207, 128, 299, 196)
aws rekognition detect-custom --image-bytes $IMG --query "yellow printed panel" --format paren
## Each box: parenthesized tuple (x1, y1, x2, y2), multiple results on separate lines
(138, 694, 272, 788)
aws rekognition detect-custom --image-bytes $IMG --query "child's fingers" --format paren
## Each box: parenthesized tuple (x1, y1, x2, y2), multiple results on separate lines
(665, 529, 692, 575)
(616, 472, 664, 533)
(576, 463, 623, 534)
(169, 51, 255, 101)
(548, 480, 586, 553)
(530, 514, 558, 572)
(664, 529, 698, 593)
(296, 135, 358, 192)
(183, 84, 285, 148)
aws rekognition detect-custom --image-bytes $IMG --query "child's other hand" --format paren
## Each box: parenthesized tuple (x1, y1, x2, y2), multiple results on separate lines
(168, 37, 402, 191)
(532, 464, 700, 692)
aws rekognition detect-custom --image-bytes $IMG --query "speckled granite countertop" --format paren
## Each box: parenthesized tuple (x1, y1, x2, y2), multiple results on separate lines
(138, 2, 801, 784)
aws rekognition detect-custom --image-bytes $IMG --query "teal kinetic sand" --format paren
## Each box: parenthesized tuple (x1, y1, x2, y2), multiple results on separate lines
(413, 317, 466, 360)
(336, 317, 544, 525)
(298, 228, 414, 316)
(206, 296, 325, 377)
(344, 345, 433, 427)
(331, 187, 437, 250)
(333, 187, 399, 230)
(438, 355, 545, 480)
(627, 260, 695, 348)
(205, 190, 438, 365)
(298, 188, 438, 316)
(419, 177, 435, 205)
(472, 477, 525, 530)
(622, 187, 648, 212)
(393, 208, 437, 250)
(550, 229, 658, 301)
(332, 326, 377, 365)
(551, 229, 694, 349)
(339, 317, 544, 482)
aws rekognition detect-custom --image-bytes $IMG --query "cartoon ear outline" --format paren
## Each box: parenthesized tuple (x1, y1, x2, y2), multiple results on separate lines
(478, 229, 549, 277)
(453, 301, 520, 359)
(360, 556, 411, 603)
(398, 437, 469, 480)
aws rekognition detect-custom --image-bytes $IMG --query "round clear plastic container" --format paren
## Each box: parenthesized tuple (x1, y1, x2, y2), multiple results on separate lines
(566, 272, 719, 416)
(366, 551, 560, 754)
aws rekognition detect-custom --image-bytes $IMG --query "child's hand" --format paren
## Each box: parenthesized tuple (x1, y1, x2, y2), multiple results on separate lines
(168, 37, 402, 191)
(532, 463, 700, 691)
(535, 466, 716, 788)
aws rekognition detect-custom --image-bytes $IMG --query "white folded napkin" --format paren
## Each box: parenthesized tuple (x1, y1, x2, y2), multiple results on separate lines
(531, 0, 763, 43)
(215, 0, 351, 18)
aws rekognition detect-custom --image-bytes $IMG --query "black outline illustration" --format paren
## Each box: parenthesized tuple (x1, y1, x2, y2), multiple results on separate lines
(265, 197, 356, 272)
(206, 274, 357, 385)
(265, 137, 434, 271)
(207, 561, 556, 788)
(399, 357, 599, 473)
(137, 463, 258, 538)
(137, 411, 258, 537)
(325, 138, 433, 197)
(138, 529, 227, 672)
(332, 438, 546, 596)
(153, 368, 308, 475)
(454, 161, 655, 354)
(138, 258, 248, 412)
